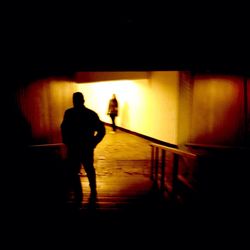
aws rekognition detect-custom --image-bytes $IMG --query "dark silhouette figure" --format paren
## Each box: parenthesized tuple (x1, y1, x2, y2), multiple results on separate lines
(61, 92, 105, 206)
(107, 94, 118, 132)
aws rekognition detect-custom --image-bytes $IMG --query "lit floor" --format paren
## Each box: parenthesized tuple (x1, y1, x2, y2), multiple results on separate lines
(65, 126, 168, 219)
(80, 125, 153, 208)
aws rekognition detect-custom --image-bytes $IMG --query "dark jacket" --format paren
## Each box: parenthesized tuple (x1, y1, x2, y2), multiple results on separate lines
(61, 106, 105, 148)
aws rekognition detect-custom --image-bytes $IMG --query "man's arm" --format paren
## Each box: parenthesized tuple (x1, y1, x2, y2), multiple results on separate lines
(93, 120, 106, 147)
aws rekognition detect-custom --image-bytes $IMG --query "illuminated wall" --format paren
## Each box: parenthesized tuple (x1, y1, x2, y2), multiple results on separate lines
(76, 79, 146, 130)
(17, 72, 180, 145)
(77, 71, 180, 144)
(177, 71, 193, 145)
(17, 71, 248, 147)
(17, 79, 78, 144)
(189, 75, 245, 145)
(146, 71, 179, 144)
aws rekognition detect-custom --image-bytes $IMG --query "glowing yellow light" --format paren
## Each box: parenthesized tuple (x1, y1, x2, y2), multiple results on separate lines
(76, 80, 141, 129)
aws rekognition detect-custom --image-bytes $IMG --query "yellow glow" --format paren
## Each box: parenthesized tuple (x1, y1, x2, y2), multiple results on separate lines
(18, 71, 180, 145)
(76, 80, 141, 130)
(191, 76, 244, 144)
(75, 71, 180, 145)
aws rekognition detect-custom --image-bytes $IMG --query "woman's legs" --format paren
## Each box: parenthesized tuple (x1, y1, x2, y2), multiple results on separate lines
(110, 114, 116, 131)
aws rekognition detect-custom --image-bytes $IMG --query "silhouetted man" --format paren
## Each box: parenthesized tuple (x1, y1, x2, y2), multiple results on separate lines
(61, 92, 105, 206)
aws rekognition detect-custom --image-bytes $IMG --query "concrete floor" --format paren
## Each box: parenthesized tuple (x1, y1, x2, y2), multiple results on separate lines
(80, 125, 153, 206)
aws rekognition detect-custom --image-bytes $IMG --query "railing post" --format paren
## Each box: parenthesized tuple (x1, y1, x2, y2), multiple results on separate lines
(154, 147, 159, 187)
(150, 143, 197, 202)
(160, 149, 166, 192)
(150, 146, 155, 181)
(172, 153, 179, 201)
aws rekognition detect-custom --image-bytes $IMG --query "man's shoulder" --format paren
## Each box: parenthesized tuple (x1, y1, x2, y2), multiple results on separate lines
(65, 107, 74, 113)
(84, 107, 98, 116)
(84, 108, 102, 123)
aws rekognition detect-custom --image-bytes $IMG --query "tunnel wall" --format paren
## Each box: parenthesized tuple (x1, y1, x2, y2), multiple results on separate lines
(15, 72, 249, 147)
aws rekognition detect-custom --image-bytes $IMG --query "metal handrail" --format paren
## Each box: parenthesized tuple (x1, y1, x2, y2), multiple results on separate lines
(150, 143, 198, 202)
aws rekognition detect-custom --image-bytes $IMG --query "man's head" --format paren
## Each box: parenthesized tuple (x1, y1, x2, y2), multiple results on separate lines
(73, 92, 84, 108)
